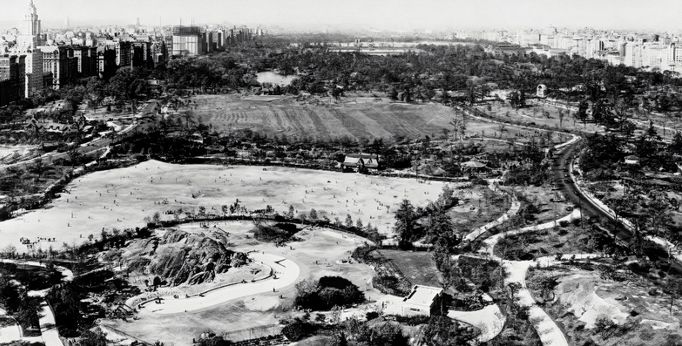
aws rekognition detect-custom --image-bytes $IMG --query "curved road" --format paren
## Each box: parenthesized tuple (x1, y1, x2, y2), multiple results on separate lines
(470, 103, 680, 267)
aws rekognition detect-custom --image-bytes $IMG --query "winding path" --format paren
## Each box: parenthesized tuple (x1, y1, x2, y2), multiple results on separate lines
(137, 252, 300, 315)
(0, 259, 73, 346)
(446, 293, 505, 342)
(473, 208, 608, 346)
(463, 180, 521, 242)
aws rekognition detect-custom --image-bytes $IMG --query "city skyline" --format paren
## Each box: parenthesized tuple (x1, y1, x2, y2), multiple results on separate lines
(1, 0, 682, 32)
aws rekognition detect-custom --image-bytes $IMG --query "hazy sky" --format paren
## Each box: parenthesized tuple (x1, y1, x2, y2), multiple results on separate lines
(2, 0, 681, 31)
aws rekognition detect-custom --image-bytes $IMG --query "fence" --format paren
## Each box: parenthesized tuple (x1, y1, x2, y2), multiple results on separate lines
(220, 325, 283, 343)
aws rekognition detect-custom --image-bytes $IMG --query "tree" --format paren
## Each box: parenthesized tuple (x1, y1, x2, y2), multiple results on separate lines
(507, 282, 522, 302)
(420, 316, 476, 345)
(388, 87, 398, 100)
(507, 91, 520, 109)
(287, 205, 295, 219)
(309, 208, 318, 220)
(669, 132, 682, 155)
(368, 322, 408, 346)
(666, 278, 682, 314)
(345, 214, 353, 228)
(576, 100, 589, 125)
(77, 329, 107, 346)
(558, 110, 565, 128)
(394, 199, 416, 246)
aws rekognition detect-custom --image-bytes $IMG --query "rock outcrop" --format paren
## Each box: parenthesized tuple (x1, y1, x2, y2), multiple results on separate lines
(105, 228, 248, 286)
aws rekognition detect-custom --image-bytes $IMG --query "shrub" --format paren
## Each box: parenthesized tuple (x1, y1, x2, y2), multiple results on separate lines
(294, 276, 365, 311)
(251, 223, 300, 242)
(281, 320, 317, 341)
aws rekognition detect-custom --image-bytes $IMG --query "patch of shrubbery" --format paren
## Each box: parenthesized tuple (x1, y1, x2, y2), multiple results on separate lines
(0, 263, 63, 291)
(372, 275, 412, 297)
(251, 222, 300, 243)
(281, 319, 318, 342)
(294, 276, 365, 311)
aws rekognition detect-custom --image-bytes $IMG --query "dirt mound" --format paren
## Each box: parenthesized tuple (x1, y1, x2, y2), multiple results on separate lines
(105, 228, 249, 286)
(555, 272, 629, 328)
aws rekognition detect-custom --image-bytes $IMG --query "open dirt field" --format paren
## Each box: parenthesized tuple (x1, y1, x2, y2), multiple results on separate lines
(105, 224, 378, 346)
(0, 160, 450, 252)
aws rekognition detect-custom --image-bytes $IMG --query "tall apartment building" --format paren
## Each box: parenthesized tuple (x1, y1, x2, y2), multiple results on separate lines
(39, 45, 77, 89)
(71, 46, 98, 77)
(151, 40, 168, 66)
(115, 41, 132, 67)
(0, 55, 26, 107)
(23, 50, 44, 97)
(172, 26, 205, 57)
(642, 43, 673, 70)
(97, 48, 117, 79)
(623, 42, 643, 68)
(204, 30, 225, 52)
(132, 41, 152, 67)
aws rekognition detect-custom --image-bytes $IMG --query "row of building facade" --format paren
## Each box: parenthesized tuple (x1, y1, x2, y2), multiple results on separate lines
(1, 1, 266, 107)
(459, 29, 682, 73)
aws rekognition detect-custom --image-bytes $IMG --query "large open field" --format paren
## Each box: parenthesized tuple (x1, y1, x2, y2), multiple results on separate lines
(192, 95, 575, 147)
(0, 160, 452, 252)
(192, 95, 456, 141)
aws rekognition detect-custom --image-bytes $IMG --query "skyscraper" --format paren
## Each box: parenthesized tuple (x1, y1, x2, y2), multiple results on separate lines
(13, 0, 45, 98)
(18, 0, 43, 49)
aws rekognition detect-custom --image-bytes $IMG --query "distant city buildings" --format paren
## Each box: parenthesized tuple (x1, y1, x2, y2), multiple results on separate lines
(460, 28, 682, 73)
(0, 1, 266, 107)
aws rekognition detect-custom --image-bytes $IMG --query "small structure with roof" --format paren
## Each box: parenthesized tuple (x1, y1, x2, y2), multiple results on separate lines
(537, 84, 548, 98)
(624, 155, 640, 166)
(399, 285, 443, 316)
(461, 159, 489, 173)
(342, 153, 381, 172)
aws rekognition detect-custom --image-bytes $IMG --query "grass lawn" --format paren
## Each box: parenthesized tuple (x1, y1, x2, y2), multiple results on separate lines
(477, 101, 603, 134)
(191, 95, 456, 142)
(376, 249, 442, 287)
(191, 95, 574, 145)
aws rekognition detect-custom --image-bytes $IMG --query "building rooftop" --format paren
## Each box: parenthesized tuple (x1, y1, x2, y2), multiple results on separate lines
(403, 285, 443, 307)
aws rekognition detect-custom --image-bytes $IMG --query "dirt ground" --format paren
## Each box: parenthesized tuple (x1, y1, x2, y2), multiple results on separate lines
(0, 160, 451, 253)
(105, 224, 379, 346)
(528, 264, 682, 346)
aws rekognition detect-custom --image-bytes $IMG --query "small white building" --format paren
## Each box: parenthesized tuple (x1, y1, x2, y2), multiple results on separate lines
(624, 155, 640, 166)
(399, 285, 443, 316)
(537, 84, 548, 98)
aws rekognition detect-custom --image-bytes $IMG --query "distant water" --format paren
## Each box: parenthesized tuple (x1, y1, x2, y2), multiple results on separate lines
(256, 71, 297, 86)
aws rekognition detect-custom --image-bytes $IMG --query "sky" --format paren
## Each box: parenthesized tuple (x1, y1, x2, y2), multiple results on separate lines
(1, 0, 681, 32)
